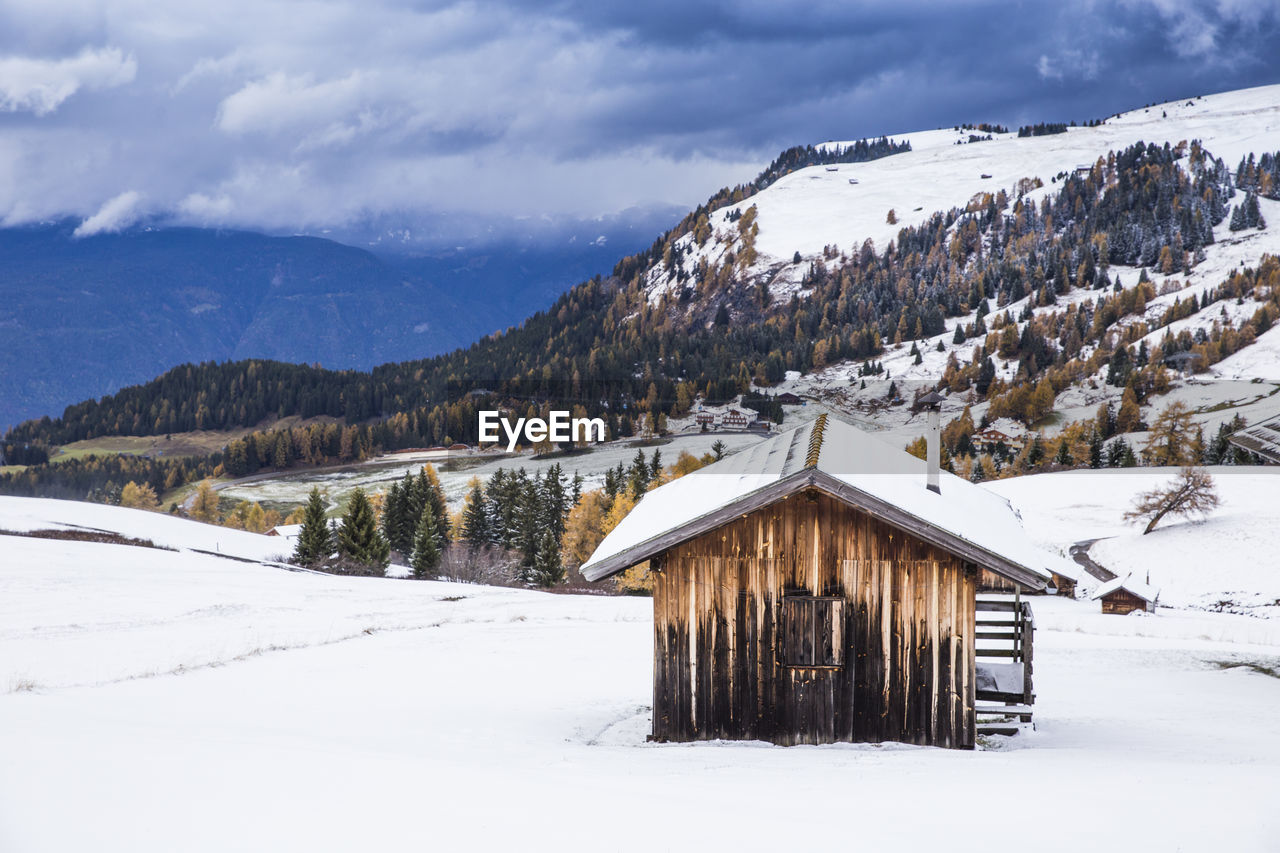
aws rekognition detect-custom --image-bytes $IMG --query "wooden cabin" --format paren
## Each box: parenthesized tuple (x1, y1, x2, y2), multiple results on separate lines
(1092, 574, 1158, 615)
(980, 563, 1077, 598)
(722, 409, 750, 429)
(582, 415, 1067, 749)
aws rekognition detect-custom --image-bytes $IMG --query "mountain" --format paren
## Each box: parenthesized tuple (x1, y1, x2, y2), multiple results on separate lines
(0, 221, 663, 430)
(5, 86, 1280, 496)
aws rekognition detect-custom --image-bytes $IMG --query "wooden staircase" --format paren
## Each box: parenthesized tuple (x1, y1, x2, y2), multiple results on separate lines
(975, 594, 1035, 736)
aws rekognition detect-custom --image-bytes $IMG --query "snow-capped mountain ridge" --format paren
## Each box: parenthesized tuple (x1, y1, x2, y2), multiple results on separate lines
(633, 84, 1280, 451)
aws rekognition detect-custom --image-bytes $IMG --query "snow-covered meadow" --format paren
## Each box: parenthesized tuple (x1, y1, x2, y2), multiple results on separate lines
(988, 466, 1280, 619)
(2, 495, 1279, 852)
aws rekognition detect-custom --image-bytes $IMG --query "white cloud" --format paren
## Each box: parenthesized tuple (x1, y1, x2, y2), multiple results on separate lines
(0, 47, 136, 116)
(1037, 55, 1061, 80)
(1036, 48, 1101, 81)
(73, 191, 145, 237)
(178, 192, 235, 221)
(0, 1, 1274, 244)
(216, 71, 369, 137)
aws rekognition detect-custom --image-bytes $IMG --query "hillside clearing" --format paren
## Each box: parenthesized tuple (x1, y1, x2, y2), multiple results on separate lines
(1, 498, 1278, 851)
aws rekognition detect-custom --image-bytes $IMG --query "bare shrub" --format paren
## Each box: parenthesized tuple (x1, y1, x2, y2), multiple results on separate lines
(1124, 466, 1221, 535)
(438, 544, 520, 586)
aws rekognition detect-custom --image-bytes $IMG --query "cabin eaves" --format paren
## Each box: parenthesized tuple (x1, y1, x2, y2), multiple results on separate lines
(582, 415, 1061, 590)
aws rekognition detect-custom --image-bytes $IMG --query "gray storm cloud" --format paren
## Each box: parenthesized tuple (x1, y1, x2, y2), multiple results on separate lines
(0, 0, 1276, 246)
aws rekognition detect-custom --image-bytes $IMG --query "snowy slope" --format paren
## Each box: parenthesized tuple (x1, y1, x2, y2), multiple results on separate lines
(0, 496, 288, 563)
(742, 85, 1279, 267)
(2, 499, 1280, 852)
(634, 84, 1280, 452)
(986, 466, 1280, 616)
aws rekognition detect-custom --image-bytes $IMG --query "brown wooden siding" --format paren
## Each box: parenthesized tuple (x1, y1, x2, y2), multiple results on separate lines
(651, 491, 977, 749)
(1100, 589, 1152, 615)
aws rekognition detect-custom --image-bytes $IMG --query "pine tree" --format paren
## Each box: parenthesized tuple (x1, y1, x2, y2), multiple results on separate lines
(1027, 434, 1045, 466)
(1054, 439, 1074, 466)
(628, 449, 651, 499)
(337, 488, 389, 573)
(381, 480, 414, 556)
(460, 480, 491, 547)
(410, 503, 441, 579)
(1088, 428, 1103, 469)
(1120, 441, 1138, 468)
(530, 528, 564, 587)
(413, 465, 451, 547)
(293, 487, 332, 567)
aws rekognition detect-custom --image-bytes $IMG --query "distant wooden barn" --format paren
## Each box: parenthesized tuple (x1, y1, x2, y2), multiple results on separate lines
(980, 561, 1078, 598)
(582, 415, 1068, 749)
(1092, 574, 1159, 615)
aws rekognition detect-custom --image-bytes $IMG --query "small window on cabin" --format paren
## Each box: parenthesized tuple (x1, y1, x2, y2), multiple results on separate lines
(782, 596, 844, 667)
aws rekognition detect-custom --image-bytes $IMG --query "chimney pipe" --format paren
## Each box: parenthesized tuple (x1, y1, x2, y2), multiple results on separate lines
(918, 391, 944, 495)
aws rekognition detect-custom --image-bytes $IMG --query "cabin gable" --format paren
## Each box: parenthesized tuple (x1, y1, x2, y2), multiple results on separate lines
(650, 491, 976, 748)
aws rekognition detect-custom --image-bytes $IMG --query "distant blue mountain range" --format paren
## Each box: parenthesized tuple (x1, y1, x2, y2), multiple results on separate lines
(0, 219, 666, 430)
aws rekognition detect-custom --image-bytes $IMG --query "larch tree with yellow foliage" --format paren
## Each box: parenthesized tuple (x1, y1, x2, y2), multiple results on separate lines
(119, 481, 159, 511)
(190, 479, 221, 523)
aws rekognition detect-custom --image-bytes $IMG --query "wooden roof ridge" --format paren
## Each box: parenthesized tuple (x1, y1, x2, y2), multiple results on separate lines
(804, 413, 828, 468)
(580, 415, 1053, 591)
(1091, 573, 1160, 603)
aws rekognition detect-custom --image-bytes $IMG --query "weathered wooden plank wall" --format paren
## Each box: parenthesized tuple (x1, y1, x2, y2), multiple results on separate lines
(651, 491, 976, 748)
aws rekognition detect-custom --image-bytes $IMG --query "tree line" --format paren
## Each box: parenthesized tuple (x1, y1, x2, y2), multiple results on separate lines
(1, 140, 1272, 503)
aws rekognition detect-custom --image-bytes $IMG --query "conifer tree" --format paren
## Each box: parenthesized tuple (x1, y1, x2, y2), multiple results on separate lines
(460, 480, 491, 547)
(1054, 439, 1074, 466)
(1088, 428, 1103, 469)
(337, 488, 389, 573)
(294, 487, 332, 567)
(531, 528, 564, 587)
(381, 480, 414, 556)
(416, 465, 451, 546)
(411, 503, 441, 579)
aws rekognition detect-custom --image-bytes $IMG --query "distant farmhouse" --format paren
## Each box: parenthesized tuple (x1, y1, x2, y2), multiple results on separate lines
(1093, 575, 1159, 615)
(582, 414, 1070, 749)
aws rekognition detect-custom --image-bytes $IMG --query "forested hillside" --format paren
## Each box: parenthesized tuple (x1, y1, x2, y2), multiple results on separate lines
(3, 131, 1278, 501)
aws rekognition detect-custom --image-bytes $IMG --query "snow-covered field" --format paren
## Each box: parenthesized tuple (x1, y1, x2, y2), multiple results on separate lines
(987, 466, 1280, 617)
(3, 495, 1280, 851)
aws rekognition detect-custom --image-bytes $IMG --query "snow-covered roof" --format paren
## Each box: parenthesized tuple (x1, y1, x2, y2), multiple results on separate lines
(268, 524, 303, 538)
(1092, 573, 1160, 604)
(582, 415, 1067, 588)
(1229, 411, 1280, 464)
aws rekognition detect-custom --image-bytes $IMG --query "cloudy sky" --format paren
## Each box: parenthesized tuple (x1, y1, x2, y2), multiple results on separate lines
(1, 0, 1278, 247)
